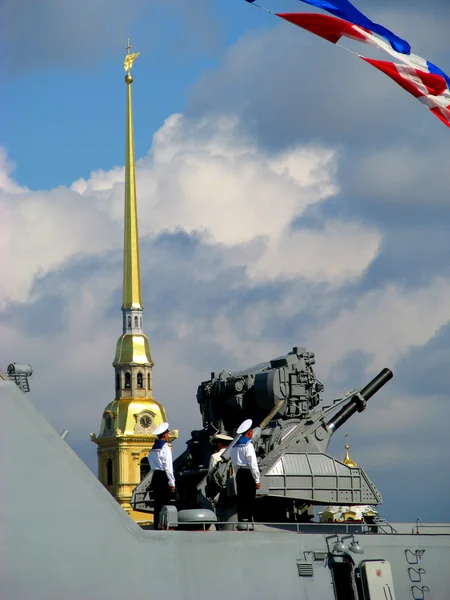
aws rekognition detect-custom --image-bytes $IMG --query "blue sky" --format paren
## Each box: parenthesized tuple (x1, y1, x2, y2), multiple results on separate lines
(1, 0, 450, 522)
(2, 0, 276, 189)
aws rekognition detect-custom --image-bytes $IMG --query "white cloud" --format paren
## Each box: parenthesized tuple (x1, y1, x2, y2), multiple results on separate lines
(2, 110, 450, 519)
(0, 113, 379, 306)
(311, 278, 450, 378)
(0, 149, 24, 194)
(3, 111, 449, 389)
(0, 183, 119, 307)
(78, 113, 342, 247)
(247, 220, 380, 282)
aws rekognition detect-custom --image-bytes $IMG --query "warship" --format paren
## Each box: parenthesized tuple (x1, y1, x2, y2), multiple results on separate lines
(3, 35, 450, 600)
(3, 345, 450, 600)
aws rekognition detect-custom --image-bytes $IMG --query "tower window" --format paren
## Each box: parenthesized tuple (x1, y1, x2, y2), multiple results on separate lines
(147, 373, 151, 389)
(116, 373, 120, 390)
(107, 459, 113, 486)
(134, 315, 139, 327)
(137, 372, 143, 388)
(127, 315, 132, 328)
(125, 372, 131, 388)
(140, 317, 142, 327)
(140, 457, 150, 481)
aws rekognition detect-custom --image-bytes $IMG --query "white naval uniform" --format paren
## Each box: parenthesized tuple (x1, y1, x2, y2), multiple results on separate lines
(231, 436, 260, 523)
(230, 439, 260, 483)
(149, 443, 175, 486)
(149, 441, 175, 529)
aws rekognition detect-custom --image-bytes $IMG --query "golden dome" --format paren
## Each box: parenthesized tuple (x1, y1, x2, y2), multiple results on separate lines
(343, 433, 358, 468)
(96, 397, 178, 440)
(114, 333, 154, 366)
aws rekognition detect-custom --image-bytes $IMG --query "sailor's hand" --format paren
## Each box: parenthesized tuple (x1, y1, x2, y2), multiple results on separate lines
(255, 483, 261, 490)
(170, 486, 175, 492)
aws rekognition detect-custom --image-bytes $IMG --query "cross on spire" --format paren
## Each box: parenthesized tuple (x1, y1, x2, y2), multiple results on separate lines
(123, 40, 139, 73)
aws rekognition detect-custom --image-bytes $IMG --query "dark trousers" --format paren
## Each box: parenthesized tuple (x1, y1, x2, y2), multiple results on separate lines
(236, 469, 256, 522)
(151, 470, 172, 530)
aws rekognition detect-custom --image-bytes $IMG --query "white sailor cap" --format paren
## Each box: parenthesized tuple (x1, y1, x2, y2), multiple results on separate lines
(236, 419, 253, 435)
(213, 433, 234, 442)
(153, 422, 169, 436)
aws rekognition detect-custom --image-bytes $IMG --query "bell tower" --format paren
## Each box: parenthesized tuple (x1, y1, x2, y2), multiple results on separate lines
(91, 42, 177, 524)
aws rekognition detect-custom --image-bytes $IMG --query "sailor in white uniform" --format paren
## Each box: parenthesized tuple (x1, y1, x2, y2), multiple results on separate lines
(230, 419, 260, 524)
(208, 433, 234, 526)
(208, 433, 234, 471)
(148, 422, 175, 530)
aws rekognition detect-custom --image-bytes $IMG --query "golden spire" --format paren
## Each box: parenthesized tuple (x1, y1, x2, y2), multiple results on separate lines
(113, 40, 153, 367)
(343, 432, 358, 468)
(123, 39, 142, 309)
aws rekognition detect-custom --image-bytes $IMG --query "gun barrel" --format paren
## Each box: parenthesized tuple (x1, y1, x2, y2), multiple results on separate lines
(327, 368, 393, 432)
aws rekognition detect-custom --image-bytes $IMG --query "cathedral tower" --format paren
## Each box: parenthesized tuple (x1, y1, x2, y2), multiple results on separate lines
(91, 42, 177, 524)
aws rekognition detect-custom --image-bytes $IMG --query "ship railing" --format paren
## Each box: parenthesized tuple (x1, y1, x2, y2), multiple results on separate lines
(413, 523, 450, 535)
(371, 517, 398, 534)
(162, 521, 396, 534)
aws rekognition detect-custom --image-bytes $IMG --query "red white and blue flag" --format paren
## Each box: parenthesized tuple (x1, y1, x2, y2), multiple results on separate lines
(244, 1, 450, 128)
(362, 58, 450, 128)
(245, 0, 410, 53)
(277, 13, 450, 87)
(277, 13, 450, 128)
(292, 0, 411, 54)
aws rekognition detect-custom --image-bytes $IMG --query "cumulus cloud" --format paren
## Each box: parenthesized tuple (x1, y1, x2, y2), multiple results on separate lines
(313, 278, 450, 377)
(0, 149, 23, 194)
(1, 112, 379, 304)
(2, 105, 450, 521)
(0, 111, 371, 433)
(0, 162, 119, 307)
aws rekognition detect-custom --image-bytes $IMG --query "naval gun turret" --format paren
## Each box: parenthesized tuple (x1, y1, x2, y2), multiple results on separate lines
(132, 347, 392, 523)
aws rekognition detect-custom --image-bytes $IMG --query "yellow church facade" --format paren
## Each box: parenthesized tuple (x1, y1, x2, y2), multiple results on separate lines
(91, 42, 177, 524)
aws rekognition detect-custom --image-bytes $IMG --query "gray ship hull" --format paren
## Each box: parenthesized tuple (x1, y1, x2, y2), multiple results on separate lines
(3, 379, 449, 600)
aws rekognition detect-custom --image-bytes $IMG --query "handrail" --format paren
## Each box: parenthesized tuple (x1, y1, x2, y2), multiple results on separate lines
(160, 521, 402, 534)
(414, 524, 450, 535)
(156, 519, 450, 535)
(414, 524, 450, 528)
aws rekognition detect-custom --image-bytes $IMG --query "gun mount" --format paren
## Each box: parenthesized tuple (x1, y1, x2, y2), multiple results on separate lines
(197, 346, 322, 431)
(131, 347, 393, 523)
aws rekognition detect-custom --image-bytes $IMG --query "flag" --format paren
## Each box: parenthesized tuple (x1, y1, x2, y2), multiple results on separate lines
(277, 13, 450, 127)
(278, 13, 372, 43)
(363, 59, 450, 127)
(427, 62, 450, 90)
(278, 14, 450, 89)
(292, 0, 410, 54)
(245, 3, 450, 128)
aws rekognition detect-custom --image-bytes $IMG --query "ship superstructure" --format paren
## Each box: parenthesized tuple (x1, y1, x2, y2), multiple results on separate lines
(3, 374, 450, 600)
